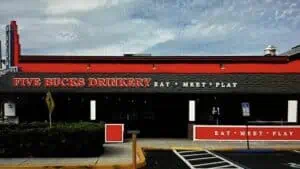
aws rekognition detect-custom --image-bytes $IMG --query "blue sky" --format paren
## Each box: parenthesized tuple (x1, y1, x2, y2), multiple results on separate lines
(0, 0, 300, 56)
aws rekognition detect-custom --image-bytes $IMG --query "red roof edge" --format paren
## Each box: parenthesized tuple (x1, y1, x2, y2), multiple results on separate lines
(19, 55, 290, 64)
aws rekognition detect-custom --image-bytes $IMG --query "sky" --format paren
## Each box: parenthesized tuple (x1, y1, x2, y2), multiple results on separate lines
(0, 0, 300, 56)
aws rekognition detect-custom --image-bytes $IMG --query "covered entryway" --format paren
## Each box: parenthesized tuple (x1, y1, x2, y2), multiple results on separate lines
(95, 94, 189, 138)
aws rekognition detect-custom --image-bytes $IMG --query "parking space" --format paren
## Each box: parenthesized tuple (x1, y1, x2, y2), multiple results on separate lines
(145, 149, 300, 169)
(174, 150, 243, 169)
(214, 150, 300, 169)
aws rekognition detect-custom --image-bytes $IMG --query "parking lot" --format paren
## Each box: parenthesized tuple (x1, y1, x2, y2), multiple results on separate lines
(145, 149, 300, 169)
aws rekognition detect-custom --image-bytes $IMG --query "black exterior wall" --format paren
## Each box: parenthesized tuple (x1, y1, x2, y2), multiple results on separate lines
(1, 72, 300, 137)
(2, 93, 298, 137)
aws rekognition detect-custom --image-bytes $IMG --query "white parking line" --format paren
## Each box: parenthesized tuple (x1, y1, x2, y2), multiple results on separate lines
(216, 164, 236, 168)
(174, 149, 244, 169)
(182, 153, 208, 157)
(173, 150, 196, 169)
(205, 150, 244, 169)
(188, 156, 217, 161)
(194, 161, 227, 167)
(179, 150, 197, 153)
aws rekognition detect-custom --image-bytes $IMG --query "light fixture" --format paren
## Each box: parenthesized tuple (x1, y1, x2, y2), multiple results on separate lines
(152, 64, 157, 70)
(220, 63, 225, 70)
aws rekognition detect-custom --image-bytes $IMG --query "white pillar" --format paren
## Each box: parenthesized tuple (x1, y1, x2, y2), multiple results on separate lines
(288, 100, 298, 123)
(90, 100, 96, 120)
(189, 100, 195, 122)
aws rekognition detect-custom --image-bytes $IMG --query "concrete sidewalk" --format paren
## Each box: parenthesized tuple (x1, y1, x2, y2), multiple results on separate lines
(0, 143, 145, 169)
(0, 139, 299, 168)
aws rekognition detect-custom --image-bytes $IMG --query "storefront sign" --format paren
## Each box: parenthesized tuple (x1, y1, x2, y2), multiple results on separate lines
(1, 73, 300, 93)
(12, 77, 152, 88)
(11, 77, 238, 89)
(193, 125, 300, 141)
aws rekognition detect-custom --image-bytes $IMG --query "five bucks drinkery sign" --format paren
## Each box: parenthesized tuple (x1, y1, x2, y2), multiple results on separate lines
(12, 77, 152, 88)
(2, 73, 300, 93)
(11, 75, 239, 90)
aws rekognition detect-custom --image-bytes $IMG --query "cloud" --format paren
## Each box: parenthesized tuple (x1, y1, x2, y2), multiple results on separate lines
(0, 0, 300, 56)
(44, 0, 102, 15)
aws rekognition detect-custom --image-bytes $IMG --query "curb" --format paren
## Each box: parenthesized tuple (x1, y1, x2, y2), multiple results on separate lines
(142, 146, 300, 152)
(0, 145, 147, 169)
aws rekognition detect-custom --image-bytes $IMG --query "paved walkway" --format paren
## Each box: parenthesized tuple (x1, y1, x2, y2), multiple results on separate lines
(0, 139, 299, 168)
(0, 144, 133, 166)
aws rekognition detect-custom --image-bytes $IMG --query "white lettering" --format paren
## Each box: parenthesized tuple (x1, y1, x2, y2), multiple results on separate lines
(183, 82, 189, 87)
(221, 82, 226, 88)
(165, 82, 170, 87)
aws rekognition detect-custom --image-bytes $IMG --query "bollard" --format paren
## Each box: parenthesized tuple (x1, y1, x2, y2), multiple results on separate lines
(128, 130, 140, 169)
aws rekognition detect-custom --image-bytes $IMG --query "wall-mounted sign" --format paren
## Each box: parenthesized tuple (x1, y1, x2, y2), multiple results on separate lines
(11, 77, 238, 89)
(241, 102, 250, 117)
(105, 123, 124, 143)
(4, 102, 15, 116)
(1, 73, 300, 93)
(193, 125, 300, 141)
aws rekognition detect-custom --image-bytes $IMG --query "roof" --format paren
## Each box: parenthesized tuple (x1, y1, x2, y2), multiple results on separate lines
(19, 55, 290, 64)
(280, 45, 300, 56)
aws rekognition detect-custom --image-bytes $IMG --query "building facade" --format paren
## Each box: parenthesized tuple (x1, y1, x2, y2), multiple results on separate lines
(0, 21, 300, 138)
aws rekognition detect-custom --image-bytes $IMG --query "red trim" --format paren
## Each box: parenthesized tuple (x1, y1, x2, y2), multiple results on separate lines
(19, 55, 289, 63)
(16, 60, 300, 73)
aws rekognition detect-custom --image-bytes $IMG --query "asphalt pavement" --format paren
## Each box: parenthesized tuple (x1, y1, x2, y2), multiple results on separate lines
(215, 150, 300, 169)
(145, 149, 300, 169)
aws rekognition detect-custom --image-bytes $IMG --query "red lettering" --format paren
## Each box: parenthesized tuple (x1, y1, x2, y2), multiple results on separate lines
(61, 78, 69, 87)
(121, 79, 128, 87)
(98, 78, 106, 87)
(136, 78, 143, 87)
(88, 78, 97, 87)
(78, 78, 85, 87)
(69, 78, 76, 87)
(44, 78, 53, 87)
(14, 77, 151, 88)
(32, 78, 41, 87)
(143, 78, 152, 87)
(111, 78, 116, 87)
(12, 78, 22, 87)
(13, 78, 42, 87)
(52, 78, 60, 87)
(127, 78, 135, 87)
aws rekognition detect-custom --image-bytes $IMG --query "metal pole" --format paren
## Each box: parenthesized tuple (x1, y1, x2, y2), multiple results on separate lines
(246, 118, 250, 150)
(132, 133, 137, 169)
